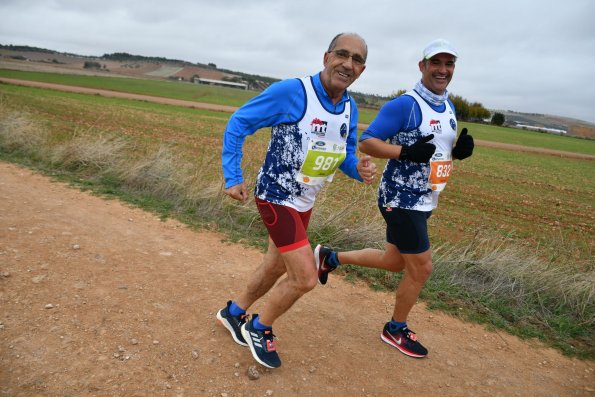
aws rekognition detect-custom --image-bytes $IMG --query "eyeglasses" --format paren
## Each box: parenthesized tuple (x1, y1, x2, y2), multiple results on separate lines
(328, 49, 366, 66)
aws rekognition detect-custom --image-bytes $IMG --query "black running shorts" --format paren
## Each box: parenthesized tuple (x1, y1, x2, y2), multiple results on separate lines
(379, 206, 432, 254)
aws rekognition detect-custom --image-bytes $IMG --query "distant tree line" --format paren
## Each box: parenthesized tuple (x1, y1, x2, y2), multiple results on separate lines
(349, 92, 387, 109)
(101, 52, 197, 66)
(83, 61, 105, 70)
(449, 94, 491, 122)
(216, 68, 280, 86)
(0, 44, 55, 54)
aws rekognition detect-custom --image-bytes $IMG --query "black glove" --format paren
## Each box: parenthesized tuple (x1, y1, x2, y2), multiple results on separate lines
(399, 134, 436, 163)
(452, 128, 474, 160)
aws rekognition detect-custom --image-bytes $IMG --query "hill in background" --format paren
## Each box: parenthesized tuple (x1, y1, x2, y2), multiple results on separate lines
(1, 44, 594, 138)
(0, 44, 278, 91)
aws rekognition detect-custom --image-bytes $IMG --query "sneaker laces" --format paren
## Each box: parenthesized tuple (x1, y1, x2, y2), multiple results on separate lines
(237, 313, 247, 325)
(263, 329, 277, 352)
(402, 327, 418, 342)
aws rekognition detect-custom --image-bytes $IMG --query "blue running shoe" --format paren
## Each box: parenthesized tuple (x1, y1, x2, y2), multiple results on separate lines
(241, 315, 281, 368)
(216, 301, 248, 346)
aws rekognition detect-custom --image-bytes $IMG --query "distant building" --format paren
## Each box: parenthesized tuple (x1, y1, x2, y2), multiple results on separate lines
(511, 123, 567, 135)
(192, 77, 247, 90)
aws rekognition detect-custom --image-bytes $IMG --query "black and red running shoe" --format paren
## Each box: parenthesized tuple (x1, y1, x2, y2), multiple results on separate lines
(314, 244, 338, 285)
(380, 323, 428, 358)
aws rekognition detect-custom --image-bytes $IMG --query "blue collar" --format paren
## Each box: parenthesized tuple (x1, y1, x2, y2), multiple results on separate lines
(312, 72, 350, 109)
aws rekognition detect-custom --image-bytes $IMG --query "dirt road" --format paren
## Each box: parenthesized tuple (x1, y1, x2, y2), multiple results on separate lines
(1, 160, 594, 396)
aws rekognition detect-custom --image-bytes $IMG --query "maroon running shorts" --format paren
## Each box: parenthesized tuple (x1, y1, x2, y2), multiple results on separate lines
(255, 197, 312, 253)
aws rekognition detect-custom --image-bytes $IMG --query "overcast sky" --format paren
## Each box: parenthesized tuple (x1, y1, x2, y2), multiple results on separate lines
(1, 0, 594, 123)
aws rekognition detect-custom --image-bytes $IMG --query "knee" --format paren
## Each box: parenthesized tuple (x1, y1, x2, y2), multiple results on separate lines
(291, 271, 318, 294)
(409, 260, 433, 283)
(299, 273, 319, 293)
(417, 261, 433, 282)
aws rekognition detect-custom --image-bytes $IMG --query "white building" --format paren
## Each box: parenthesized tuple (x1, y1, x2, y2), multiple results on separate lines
(193, 77, 247, 90)
(512, 123, 567, 135)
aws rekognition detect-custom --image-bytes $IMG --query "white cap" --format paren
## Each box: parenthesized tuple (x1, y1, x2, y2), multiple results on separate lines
(423, 38, 458, 60)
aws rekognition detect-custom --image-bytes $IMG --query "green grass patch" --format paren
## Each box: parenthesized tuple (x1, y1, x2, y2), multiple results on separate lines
(0, 68, 258, 108)
(459, 121, 595, 155)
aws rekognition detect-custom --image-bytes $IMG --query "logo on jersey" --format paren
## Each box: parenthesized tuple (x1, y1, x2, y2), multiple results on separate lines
(450, 118, 457, 131)
(333, 143, 346, 152)
(311, 118, 328, 137)
(429, 119, 442, 134)
(340, 123, 348, 140)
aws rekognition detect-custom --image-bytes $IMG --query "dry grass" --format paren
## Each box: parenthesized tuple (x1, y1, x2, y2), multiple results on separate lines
(50, 127, 129, 171)
(0, 109, 48, 153)
(433, 233, 594, 324)
(309, 182, 385, 249)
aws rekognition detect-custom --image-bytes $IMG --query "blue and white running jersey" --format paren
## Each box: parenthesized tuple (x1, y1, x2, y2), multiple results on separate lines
(360, 89, 457, 211)
(222, 73, 362, 212)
